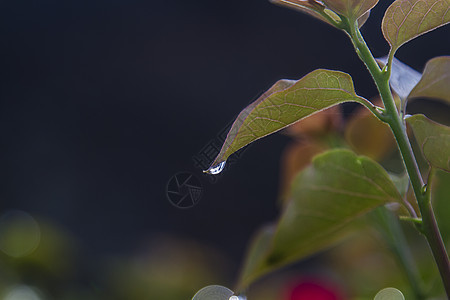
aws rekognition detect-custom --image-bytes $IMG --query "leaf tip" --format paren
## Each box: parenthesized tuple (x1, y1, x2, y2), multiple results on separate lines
(204, 161, 227, 175)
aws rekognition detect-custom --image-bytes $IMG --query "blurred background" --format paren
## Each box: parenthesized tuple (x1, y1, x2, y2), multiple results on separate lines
(0, 0, 449, 299)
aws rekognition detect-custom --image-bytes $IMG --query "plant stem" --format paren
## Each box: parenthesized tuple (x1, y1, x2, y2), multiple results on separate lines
(343, 18, 450, 296)
(371, 207, 425, 299)
(421, 168, 450, 294)
(399, 216, 423, 226)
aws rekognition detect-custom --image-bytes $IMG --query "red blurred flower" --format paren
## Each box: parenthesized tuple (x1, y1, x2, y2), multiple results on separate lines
(286, 279, 344, 300)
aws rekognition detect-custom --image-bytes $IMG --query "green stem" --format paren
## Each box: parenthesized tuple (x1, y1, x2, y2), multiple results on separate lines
(343, 18, 450, 297)
(399, 216, 423, 226)
(422, 168, 450, 294)
(371, 207, 425, 299)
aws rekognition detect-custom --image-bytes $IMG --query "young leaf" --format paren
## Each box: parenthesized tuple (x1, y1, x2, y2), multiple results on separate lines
(357, 10, 371, 27)
(205, 69, 367, 173)
(271, 0, 372, 27)
(322, 0, 379, 20)
(406, 114, 450, 172)
(382, 0, 450, 52)
(409, 56, 450, 104)
(270, 0, 333, 26)
(237, 149, 402, 289)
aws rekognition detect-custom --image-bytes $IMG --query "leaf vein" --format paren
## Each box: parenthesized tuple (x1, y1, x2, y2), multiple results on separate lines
(325, 162, 397, 201)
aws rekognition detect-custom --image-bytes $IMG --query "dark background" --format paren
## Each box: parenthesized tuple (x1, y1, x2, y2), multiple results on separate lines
(0, 0, 448, 295)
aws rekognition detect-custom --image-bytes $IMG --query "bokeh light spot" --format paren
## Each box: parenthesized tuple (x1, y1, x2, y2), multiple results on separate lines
(3, 285, 42, 300)
(0, 210, 41, 258)
(288, 280, 343, 300)
(374, 287, 405, 300)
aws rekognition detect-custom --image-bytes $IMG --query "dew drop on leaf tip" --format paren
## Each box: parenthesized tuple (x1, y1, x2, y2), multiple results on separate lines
(205, 161, 226, 175)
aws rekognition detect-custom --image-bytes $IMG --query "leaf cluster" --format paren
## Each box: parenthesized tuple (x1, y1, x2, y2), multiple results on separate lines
(195, 0, 450, 298)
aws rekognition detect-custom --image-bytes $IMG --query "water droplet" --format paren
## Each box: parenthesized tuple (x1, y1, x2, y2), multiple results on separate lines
(421, 184, 427, 194)
(205, 161, 226, 175)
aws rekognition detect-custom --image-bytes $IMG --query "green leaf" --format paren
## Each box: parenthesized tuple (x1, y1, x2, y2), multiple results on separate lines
(382, 0, 450, 52)
(271, 0, 372, 27)
(409, 56, 450, 104)
(205, 69, 367, 173)
(322, 0, 379, 20)
(270, 0, 334, 25)
(406, 114, 450, 172)
(237, 149, 402, 289)
(236, 225, 276, 292)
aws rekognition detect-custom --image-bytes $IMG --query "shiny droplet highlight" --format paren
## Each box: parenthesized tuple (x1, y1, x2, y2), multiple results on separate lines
(204, 161, 226, 175)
